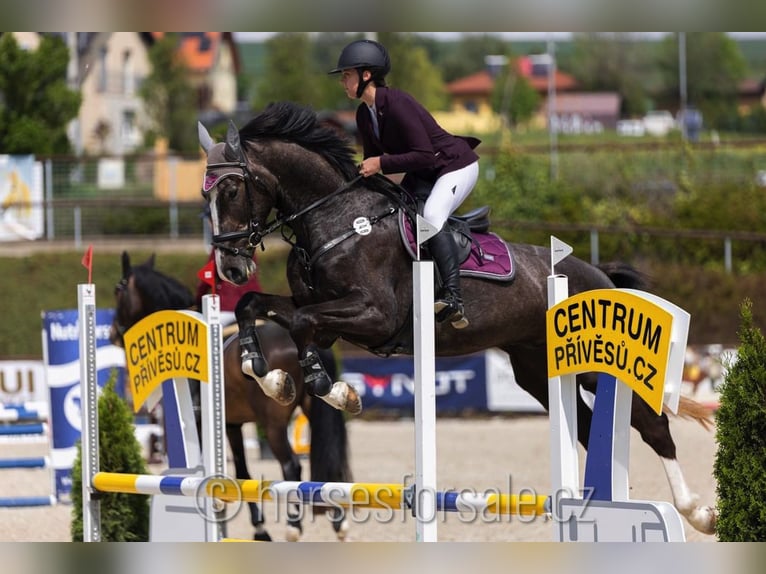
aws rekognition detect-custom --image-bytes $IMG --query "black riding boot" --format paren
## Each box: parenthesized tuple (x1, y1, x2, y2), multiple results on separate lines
(428, 230, 469, 329)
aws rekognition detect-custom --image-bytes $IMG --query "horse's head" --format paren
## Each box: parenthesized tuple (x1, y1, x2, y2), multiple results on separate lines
(110, 251, 151, 347)
(110, 251, 196, 346)
(199, 121, 275, 285)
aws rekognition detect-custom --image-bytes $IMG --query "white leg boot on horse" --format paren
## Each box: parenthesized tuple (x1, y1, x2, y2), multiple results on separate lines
(428, 230, 469, 329)
(300, 349, 362, 415)
(239, 325, 296, 406)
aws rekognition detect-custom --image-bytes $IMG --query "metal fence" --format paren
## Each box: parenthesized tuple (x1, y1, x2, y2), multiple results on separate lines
(3, 144, 765, 272)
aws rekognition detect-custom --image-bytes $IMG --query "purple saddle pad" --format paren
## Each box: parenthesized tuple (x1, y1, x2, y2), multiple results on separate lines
(399, 212, 515, 282)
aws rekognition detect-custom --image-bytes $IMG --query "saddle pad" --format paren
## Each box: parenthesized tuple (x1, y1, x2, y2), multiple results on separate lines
(399, 211, 515, 282)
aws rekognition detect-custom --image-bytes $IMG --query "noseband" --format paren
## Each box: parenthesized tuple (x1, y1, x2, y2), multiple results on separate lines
(206, 156, 363, 259)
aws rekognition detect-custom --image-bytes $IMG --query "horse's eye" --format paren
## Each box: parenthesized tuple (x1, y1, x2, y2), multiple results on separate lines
(224, 181, 239, 200)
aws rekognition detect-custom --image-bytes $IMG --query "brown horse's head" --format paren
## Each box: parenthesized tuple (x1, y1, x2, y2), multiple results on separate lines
(110, 251, 194, 346)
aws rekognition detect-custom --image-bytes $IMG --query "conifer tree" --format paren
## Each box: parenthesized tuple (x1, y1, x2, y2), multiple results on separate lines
(714, 299, 766, 541)
(71, 376, 150, 541)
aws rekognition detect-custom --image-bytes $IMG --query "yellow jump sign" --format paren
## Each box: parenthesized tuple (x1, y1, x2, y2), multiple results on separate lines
(546, 289, 673, 414)
(123, 310, 209, 412)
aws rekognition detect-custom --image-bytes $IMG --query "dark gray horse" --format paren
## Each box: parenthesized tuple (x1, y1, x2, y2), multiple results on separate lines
(198, 101, 716, 535)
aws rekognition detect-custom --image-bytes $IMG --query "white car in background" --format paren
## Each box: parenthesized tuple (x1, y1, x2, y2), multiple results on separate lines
(642, 111, 677, 137)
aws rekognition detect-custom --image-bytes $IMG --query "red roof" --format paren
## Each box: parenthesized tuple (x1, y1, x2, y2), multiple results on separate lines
(446, 70, 495, 96)
(150, 32, 232, 73)
(446, 60, 577, 96)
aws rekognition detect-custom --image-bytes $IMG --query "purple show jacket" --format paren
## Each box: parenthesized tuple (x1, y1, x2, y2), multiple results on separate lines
(357, 86, 480, 190)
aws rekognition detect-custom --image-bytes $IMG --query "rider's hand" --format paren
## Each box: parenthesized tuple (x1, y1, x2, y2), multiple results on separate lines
(358, 157, 381, 178)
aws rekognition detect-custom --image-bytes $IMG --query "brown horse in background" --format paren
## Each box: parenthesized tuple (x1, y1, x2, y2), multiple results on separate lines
(109, 251, 351, 541)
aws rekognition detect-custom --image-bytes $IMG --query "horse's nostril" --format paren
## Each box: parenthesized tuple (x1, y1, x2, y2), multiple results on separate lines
(226, 267, 245, 284)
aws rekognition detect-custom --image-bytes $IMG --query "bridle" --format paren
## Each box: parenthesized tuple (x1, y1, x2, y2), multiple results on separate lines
(111, 276, 133, 342)
(205, 156, 364, 259)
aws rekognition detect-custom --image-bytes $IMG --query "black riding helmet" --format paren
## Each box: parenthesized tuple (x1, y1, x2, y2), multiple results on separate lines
(328, 39, 390, 98)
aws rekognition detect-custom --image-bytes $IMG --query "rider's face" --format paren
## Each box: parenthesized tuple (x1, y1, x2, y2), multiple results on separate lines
(339, 69, 358, 99)
(339, 69, 371, 100)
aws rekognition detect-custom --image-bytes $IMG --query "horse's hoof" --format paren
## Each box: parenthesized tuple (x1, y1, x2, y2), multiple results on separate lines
(285, 523, 302, 542)
(323, 381, 363, 415)
(253, 531, 272, 542)
(689, 505, 717, 535)
(258, 369, 296, 406)
(335, 518, 351, 541)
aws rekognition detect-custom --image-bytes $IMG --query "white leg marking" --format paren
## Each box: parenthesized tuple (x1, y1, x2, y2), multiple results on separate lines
(661, 456, 716, 534)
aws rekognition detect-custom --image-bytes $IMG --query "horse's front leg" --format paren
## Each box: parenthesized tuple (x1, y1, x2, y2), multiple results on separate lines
(289, 293, 398, 416)
(235, 293, 299, 406)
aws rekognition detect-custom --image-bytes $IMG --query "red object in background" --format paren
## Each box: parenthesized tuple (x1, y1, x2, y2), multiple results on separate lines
(197, 259, 216, 295)
(81, 245, 93, 283)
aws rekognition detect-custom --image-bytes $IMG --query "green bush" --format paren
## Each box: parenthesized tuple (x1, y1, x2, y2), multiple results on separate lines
(70, 376, 150, 542)
(713, 299, 766, 541)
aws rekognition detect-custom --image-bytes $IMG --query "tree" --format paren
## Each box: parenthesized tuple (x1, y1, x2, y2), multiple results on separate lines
(568, 33, 654, 118)
(0, 34, 81, 154)
(71, 377, 150, 542)
(253, 33, 316, 110)
(714, 300, 766, 541)
(491, 63, 540, 127)
(378, 33, 446, 111)
(139, 34, 198, 153)
(438, 34, 512, 82)
(656, 33, 747, 128)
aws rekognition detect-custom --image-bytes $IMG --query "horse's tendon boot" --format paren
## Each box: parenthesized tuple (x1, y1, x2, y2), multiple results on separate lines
(239, 325, 269, 378)
(299, 350, 332, 395)
(301, 350, 362, 415)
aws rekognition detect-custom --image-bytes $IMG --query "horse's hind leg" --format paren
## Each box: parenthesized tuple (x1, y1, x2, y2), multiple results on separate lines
(266, 422, 305, 542)
(630, 397, 716, 535)
(226, 424, 272, 541)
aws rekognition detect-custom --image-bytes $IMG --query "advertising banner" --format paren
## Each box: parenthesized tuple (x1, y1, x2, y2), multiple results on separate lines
(0, 155, 43, 241)
(41, 308, 126, 501)
(341, 354, 488, 413)
(341, 351, 545, 415)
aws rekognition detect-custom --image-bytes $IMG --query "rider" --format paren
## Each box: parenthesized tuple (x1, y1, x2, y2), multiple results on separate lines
(329, 39, 480, 329)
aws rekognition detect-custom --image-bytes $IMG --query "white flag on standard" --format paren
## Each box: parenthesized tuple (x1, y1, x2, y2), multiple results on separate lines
(416, 215, 440, 246)
(550, 235, 573, 273)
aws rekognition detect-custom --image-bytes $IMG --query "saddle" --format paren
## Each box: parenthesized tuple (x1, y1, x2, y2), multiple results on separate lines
(398, 206, 516, 283)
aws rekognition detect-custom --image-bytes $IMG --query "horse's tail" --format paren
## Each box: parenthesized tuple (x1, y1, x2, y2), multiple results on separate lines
(599, 261, 650, 291)
(601, 263, 716, 429)
(665, 395, 716, 431)
(308, 347, 352, 483)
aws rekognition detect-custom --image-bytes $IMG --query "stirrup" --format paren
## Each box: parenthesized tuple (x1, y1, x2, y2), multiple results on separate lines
(434, 297, 469, 329)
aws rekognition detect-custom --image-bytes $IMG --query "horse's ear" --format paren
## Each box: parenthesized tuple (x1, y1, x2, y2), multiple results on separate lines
(224, 120, 241, 161)
(121, 251, 131, 278)
(198, 121, 214, 154)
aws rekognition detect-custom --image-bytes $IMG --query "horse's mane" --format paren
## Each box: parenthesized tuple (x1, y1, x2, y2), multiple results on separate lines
(239, 101, 408, 198)
(132, 261, 195, 312)
(239, 101, 359, 180)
